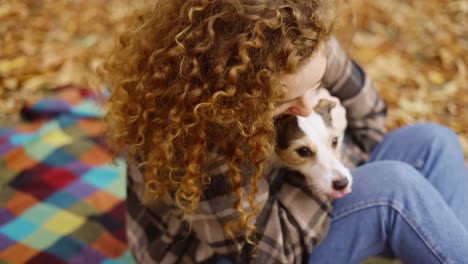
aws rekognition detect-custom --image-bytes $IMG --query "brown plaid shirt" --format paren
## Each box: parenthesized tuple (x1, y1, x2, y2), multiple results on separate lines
(125, 37, 387, 263)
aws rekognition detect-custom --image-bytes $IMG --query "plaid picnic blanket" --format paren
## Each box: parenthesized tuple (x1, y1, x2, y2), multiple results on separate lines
(0, 86, 135, 264)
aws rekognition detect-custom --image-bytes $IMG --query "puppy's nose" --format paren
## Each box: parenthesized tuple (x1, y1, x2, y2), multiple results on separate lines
(332, 178, 349, 191)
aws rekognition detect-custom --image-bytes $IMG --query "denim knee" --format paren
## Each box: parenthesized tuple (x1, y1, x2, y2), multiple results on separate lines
(370, 122, 463, 170)
(358, 160, 424, 189)
(400, 122, 460, 153)
(336, 160, 427, 217)
(407, 123, 465, 174)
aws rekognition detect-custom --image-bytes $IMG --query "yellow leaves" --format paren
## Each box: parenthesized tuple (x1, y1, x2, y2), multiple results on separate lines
(0, 5, 10, 18)
(0, 58, 27, 76)
(0, 0, 147, 120)
(335, 0, 468, 160)
(369, 54, 409, 82)
(354, 48, 379, 64)
(3, 78, 18, 91)
(22, 75, 51, 91)
(427, 71, 446, 85)
(455, 59, 467, 86)
(387, 109, 416, 128)
(459, 136, 468, 166)
(0, 2, 27, 20)
(432, 81, 458, 100)
(398, 99, 432, 116)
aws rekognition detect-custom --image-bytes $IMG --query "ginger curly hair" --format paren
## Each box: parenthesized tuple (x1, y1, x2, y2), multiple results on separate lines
(100, 0, 335, 244)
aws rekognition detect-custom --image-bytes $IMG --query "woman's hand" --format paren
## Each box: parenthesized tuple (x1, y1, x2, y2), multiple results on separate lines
(311, 88, 347, 132)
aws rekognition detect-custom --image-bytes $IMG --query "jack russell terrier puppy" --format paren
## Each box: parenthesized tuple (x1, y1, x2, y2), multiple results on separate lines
(275, 99, 353, 200)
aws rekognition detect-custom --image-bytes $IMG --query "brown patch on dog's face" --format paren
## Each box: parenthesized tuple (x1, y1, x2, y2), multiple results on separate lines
(275, 115, 317, 167)
(313, 99, 336, 128)
(276, 141, 318, 167)
(275, 115, 304, 150)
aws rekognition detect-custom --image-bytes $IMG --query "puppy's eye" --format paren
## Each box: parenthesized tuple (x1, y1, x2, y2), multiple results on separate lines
(295, 147, 315, 158)
(331, 137, 338, 148)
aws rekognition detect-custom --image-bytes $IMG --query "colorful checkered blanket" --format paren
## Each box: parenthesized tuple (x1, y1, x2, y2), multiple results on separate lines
(0, 86, 134, 264)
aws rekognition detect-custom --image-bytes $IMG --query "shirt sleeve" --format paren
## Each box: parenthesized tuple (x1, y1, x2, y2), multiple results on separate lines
(323, 37, 387, 164)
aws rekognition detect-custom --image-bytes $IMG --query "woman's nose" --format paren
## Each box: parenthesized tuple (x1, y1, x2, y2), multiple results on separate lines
(288, 96, 315, 117)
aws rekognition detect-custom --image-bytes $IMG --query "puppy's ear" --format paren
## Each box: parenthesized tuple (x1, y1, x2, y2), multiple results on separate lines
(274, 115, 302, 150)
(313, 99, 336, 114)
(313, 99, 336, 128)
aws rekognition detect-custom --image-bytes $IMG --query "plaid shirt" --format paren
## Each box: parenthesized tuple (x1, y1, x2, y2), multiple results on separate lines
(126, 37, 387, 263)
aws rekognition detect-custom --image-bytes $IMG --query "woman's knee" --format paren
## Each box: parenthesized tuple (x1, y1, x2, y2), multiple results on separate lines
(341, 161, 425, 206)
(415, 121, 457, 139)
(370, 122, 463, 168)
(332, 160, 434, 221)
(354, 160, 422, 187)
(352, 160, 442, 203)
(393, 122, 460, 151)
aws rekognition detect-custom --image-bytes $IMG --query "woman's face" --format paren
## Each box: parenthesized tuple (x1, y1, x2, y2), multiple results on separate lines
(273, 50, 327, 117)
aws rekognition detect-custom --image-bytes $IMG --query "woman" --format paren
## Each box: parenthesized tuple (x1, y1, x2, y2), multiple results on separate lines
(100, 0, 468, 263)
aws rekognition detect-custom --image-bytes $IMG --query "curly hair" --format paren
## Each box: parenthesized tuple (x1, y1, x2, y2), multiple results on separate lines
(100, 0, 335, 245)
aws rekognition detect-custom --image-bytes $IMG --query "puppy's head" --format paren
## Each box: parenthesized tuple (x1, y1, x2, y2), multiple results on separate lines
(275, 99, 352, 199)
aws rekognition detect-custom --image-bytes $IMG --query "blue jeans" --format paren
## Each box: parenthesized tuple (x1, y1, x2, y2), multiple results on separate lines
(309, 123, 468, 264)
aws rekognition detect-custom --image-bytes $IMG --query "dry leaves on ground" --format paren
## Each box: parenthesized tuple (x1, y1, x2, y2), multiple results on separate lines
(0, 0, 145, 121)
(335, 0, 468, 161)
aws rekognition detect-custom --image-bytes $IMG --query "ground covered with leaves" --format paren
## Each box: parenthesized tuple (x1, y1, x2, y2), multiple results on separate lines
(0, 0, 467, 149)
